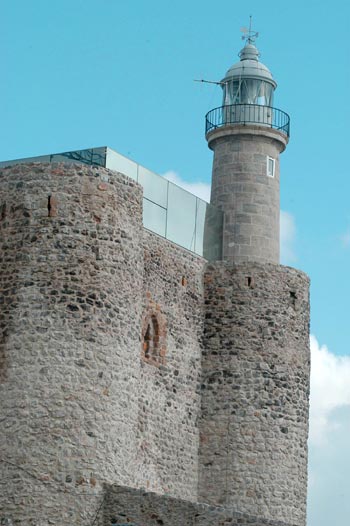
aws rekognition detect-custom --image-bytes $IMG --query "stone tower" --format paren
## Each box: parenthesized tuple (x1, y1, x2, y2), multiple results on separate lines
(198, 29, 310, 526)
(0, 28, 310, 526)
(0, 165, 145, 523)
(207, 32, 288, 263)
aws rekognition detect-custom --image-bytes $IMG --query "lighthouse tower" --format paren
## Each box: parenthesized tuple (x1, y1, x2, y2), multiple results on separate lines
(206, 27, 289, 263)
(199, 27, 311, 526)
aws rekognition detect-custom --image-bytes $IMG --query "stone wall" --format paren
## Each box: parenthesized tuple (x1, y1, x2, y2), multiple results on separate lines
(101, 484, 300, 526)
(0, 162, 206, 524)
(0, 161, 310, 526)
(198, 262, 310, 526)
(136, 230, 205, 500)
(208, 126, 287, 264)
(0, 162, 144, 524)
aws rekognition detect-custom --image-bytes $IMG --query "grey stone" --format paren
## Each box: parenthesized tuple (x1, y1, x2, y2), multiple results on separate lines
(207, 126, 287, 263)
(0, 162, 309, 526)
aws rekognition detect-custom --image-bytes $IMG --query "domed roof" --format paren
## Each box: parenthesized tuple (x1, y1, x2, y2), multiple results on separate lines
(222, 42, 277, 88)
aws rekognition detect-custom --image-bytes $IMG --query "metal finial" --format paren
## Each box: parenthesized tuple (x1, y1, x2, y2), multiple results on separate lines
(240, 15, 259, 44)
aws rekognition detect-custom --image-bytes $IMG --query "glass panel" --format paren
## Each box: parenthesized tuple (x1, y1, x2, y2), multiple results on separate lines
(105, 148, 138, 181)
(265, 82, 274, 106)
(222, 79, 274, 107)
(0, 154, 51, 167)
(223, 80, 240, 106)
(194, 198, 206, 256)
(51, 147, 106, 166)
(143, 198, 166, 237)
(0, 147, 107, 168)
(257, 82, 274, 106)
(138, 166, 168, 208)
(256, 80, 266, 105)
(166, 184, 197, 251)
(244, 79, 260, 104)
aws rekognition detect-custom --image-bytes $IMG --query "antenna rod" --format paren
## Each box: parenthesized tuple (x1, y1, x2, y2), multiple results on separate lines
(194, 79, 225, 86)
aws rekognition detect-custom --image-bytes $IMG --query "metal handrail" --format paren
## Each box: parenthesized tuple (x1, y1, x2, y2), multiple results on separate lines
(205, 104, 290, 137)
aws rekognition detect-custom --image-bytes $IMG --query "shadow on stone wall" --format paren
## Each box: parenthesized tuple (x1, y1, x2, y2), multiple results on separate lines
(102, 484, 298, 526)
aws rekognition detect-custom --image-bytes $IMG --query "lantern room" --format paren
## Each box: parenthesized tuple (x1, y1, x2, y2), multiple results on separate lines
(221, 41, 276, 108)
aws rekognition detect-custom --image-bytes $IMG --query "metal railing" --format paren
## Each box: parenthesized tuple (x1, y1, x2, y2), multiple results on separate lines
(205, 104, 290, 137)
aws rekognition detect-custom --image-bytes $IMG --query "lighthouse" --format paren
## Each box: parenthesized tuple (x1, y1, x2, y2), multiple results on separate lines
(199, 27, 310, 526)
(206, 27, 289, 263)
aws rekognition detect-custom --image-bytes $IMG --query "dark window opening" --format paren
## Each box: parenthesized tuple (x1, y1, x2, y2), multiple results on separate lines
(290, 291, 297, 308)
(245, 276, 254, 288)
(1, 203, 6, 221)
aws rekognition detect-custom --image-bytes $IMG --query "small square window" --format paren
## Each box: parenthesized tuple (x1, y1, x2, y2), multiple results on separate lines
(267, 157, 275, 178)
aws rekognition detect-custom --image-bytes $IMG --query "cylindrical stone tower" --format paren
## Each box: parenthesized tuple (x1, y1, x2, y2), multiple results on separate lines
(206, 34, 289, 264)
(199, 29, 310, 526)
(209, 126, 287, 263)
(0, 163, 144, 525)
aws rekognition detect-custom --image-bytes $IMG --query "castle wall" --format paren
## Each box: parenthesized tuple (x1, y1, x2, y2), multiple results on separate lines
(208, 127, 286, 264)
(198, 263, 310, 526)
(102, 484, 300, 526)
(0, 163, 144, 524)
(0, 161, 311, 526)
(0, 162, 207, 525)
(137, 230, 205, 500)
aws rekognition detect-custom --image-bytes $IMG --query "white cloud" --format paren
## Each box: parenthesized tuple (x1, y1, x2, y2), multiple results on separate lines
(308, 335, 350, 526)
(309, 334, 350, 446)
(162, 171, 211, 202)
(280, 210, 296, 264)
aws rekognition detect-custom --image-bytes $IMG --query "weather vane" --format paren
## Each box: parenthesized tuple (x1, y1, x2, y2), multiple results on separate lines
(240, 15, 259, 44)
(193, 16, 260, 87)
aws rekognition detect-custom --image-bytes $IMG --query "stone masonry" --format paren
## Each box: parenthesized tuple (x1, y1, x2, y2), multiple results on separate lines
(101, 484, 305, 526)
(199, 263, 310, 525)
(0, 161, 310, 526)
(136, 229, 205, 500)
(0, 162, 206, 525)
(208, 125, 288, 264)
(0, 163, 144, 523)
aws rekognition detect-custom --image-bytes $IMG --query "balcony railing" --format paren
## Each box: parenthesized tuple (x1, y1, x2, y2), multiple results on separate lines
(205, 104, 290, 137)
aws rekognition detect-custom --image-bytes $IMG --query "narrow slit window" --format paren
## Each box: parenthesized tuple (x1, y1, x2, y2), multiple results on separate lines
(144, 322, 155, 360)
(0, 203, 6, 221)
(143, 316, 160, 362)
(141, 308, 167, 366)
(267, 157, 275, 178)
(290, 291, 297, 308)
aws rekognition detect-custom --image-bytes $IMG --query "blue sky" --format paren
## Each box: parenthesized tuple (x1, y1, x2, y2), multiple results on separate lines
(2, 1, 350, 524)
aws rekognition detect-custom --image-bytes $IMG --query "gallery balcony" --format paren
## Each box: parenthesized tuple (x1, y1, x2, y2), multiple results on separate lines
(205, 104, 290, 137)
